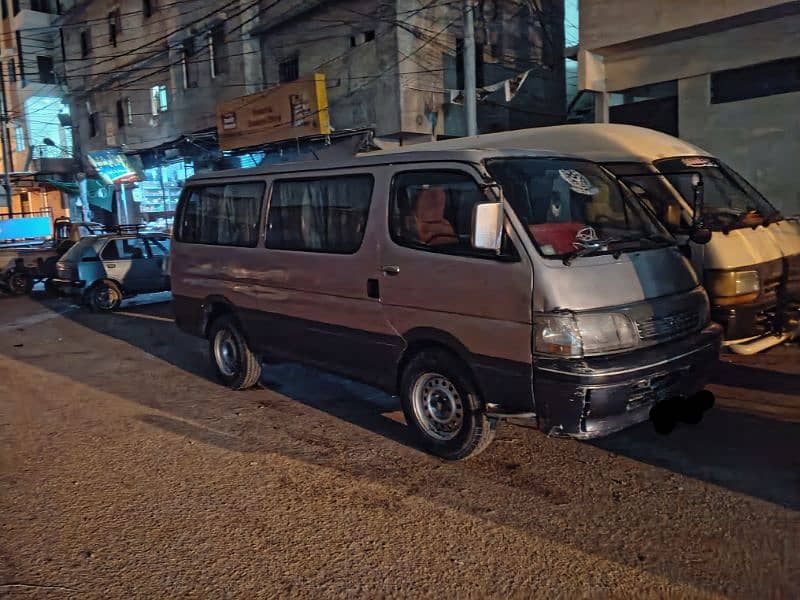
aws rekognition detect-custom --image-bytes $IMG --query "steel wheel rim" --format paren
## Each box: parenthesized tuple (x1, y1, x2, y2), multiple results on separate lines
(95, 285, 119, 310)
(214, 329, 239, 378)
(411, 372, 464, 441)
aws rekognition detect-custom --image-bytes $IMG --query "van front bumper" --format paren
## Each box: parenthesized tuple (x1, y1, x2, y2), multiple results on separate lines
(534, 323, 722, 439)
(712, 296, 778, 342)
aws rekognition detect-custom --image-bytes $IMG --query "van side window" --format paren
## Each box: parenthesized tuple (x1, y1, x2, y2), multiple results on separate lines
(266, 175, 373, 253)
(177, 182, 265, 247)
(391, 171, 508, 257)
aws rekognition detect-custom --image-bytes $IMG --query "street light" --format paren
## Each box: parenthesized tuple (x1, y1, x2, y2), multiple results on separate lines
(42, 137, 73, 158)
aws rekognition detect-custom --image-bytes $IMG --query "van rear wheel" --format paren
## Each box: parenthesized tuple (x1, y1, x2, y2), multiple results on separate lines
(400, 350, 496, 460)
(208, 315, 262, 390)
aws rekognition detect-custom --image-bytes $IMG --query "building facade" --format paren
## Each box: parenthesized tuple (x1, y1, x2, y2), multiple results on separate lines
(576, 0, 800, 215)
(0, 0, 72, 221)
(53, 0, 565, 225)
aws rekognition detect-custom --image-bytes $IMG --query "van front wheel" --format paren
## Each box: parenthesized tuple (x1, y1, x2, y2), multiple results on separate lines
(400, 350, 496, 460)
(208, 315, 262, 390)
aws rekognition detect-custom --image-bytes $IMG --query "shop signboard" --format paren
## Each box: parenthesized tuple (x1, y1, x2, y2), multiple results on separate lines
(87, 148, 140, 186)
(216, 73, 331, 150)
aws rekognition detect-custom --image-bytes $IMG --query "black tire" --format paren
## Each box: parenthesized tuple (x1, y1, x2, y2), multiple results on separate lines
(88, 280, 122, 311)
(400, 349, 496, 460)
(208, 314, 262, 390)
(44, 279, 61, 298)
(7, 271, 33, 296)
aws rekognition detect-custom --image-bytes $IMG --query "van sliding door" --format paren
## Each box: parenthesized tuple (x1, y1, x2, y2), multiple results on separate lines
(254, 172, 404, 388)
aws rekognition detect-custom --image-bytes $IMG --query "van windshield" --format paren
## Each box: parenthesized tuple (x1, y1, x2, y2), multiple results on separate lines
(487, 158, 672, 261)
(655, 156, 780, 230)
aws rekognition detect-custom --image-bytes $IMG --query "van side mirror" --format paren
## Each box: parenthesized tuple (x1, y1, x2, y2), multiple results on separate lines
(472, 202, 504, 252)
(690, 227, 712, 245)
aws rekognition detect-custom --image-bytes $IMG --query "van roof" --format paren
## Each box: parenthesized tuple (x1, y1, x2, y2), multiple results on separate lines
(369, 124, 713, 163)
(187, 147, 581, 182)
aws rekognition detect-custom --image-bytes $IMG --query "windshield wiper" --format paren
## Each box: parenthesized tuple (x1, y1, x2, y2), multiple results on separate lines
(561, 239, 618, 266)
(562, 235, 672, 265)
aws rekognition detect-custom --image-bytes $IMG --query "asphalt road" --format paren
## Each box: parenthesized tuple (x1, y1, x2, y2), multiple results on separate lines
(0, 293, 798, 598)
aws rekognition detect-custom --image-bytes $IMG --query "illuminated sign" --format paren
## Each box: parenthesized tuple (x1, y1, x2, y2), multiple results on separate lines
(87, 148, 140, 185)
(216, 74, 331, 150)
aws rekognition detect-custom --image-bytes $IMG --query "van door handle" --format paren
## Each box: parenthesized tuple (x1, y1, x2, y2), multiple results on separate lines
(381, 265, 400, 276)
(106, 263, 117, 269)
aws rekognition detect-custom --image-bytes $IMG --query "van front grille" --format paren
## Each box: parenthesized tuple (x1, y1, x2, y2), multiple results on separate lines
(635, 310, 699, 342)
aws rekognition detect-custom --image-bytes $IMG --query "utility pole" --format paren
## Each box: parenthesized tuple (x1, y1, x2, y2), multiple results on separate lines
(462, 0, 478, 137)
(0, 63, 13, 216)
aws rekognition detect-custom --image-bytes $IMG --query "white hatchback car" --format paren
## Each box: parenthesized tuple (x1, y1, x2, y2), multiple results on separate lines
(53, 231, 171, 311)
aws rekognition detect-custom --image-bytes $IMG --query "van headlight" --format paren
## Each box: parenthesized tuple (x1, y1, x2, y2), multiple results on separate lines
(534, 312, 639, 357)
(705, 270, 760, 305)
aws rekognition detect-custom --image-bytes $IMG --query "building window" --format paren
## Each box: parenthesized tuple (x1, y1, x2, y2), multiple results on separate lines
(151, 84, 168, 114)
(456, 39, 484, 89)
(108, 10, 120, 47)
(209, 25, 226, 78)
(143, 0, 155, 19)
(126, 97, 134, 124)
(181, 38, 197, 89)
(37, 56, 55, 84)
(20, 192, 30, 215)
(13, 125, 25, 151)
(116, 99, 125, 128)
(1, 0, 7, 20)
(15, 31, 25, 86)
(30, 0, 55, 13)
(80, 29, 91, 57)
(350, 31, 376, 47)
(8, 58, 15, 83)
(12, 0, 19, 16)
(278, 55, 299, 83)
(88, 112, 98, 138)
(711, 57, 800, 104)
(177, 182, 265, 247)
(265, 176, 374, 253)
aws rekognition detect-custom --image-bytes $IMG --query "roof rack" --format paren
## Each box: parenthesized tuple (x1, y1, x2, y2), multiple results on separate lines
(105, 224, 144, 234)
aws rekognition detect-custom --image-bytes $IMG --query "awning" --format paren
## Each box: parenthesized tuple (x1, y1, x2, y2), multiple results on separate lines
(39, 178, 113, 211)
(39, 179, 79, 194)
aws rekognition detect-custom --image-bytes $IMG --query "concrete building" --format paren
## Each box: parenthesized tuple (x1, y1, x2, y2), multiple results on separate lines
(0, 0, 72, 221)
(53, 0, 565, 225)
(55, 0, 264, 224)
(576, 0, 800, 215)
(256, 0, 565, 144)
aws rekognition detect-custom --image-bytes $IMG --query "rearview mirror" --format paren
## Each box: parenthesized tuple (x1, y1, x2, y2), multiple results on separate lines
(690, 227, 712, 245)
(472, 202, 504, 252)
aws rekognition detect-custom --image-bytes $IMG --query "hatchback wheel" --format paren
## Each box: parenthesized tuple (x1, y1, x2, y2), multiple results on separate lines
(88, 281, 122, 311)
(400, 350, 496, 460)
(208, 315, 262, 390)
(7, 272, 33, 295)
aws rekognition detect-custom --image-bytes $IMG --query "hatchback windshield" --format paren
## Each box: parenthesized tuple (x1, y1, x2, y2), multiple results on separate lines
(487, 158, 671, 260)
(655, 156, 779, 229)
